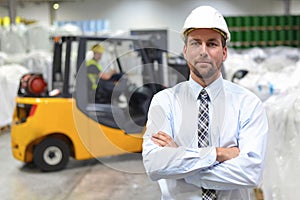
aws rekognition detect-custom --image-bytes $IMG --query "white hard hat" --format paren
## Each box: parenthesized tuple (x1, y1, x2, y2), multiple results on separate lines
(181, 6, 230, 43)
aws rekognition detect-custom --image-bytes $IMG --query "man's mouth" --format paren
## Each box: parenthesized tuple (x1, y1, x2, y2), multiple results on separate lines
(196, 61, 211, 65)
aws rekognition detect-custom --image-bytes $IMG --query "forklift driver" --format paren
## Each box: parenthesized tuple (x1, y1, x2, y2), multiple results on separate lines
(86, 44, 123, 103)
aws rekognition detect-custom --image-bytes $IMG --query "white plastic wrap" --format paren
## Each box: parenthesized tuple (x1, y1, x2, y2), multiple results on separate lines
(53, 23, 83, 36)
(21, 51, 52, 80)
(0, 29, 26, 54)
(0, 51, 52, 127)
(263, 87, 300, 200)
(224, 49, 260, 82)
(0, 64, 29, 127)
(0, 24, 54, 127)
(0, 52, 8, 66)
(225, 48, 300, 200)
(24, 24, 52, 52)
(225, 47, 300, 102)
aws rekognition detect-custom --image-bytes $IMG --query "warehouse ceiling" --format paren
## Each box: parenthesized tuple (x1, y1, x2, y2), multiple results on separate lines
(0, 0, 297, 8)
(1, 0, 298, 6)
(0, 0, 81, 7)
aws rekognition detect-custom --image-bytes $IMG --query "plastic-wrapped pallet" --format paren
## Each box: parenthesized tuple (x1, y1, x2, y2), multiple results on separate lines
(0, 52, 7, 66)
(22, 51, 52, 81)
(224, 48, 261, 82)
(263, 86, 300, 200)
(224, 47, 300, 200)
(225, 47, 300, 102)
(0, 52, 51, 128)
(24, 24, 52, 52)
(53, 23, 83, 36)
(0, 64, 29, 127)
(0, 28, 26, 54)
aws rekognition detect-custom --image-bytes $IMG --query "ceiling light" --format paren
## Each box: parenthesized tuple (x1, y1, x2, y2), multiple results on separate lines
(53, 3, 59, 10)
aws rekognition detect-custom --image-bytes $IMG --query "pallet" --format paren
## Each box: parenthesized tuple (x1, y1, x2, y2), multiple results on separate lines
(0, 125, 10, 134)
(254, 188, 264, 200)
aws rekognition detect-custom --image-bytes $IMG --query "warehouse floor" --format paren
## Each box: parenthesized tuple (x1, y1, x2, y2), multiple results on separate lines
(0, 130, 161, 200)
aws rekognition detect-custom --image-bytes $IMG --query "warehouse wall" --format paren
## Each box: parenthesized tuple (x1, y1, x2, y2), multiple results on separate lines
(54, 0, 300, 53)
(1, 0, 299, 53)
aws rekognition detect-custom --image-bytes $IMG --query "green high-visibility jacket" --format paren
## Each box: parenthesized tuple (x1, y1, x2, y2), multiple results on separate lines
(86, 59, 103, 90)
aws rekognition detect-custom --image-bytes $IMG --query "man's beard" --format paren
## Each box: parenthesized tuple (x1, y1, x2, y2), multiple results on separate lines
(190, 62, 218, 80)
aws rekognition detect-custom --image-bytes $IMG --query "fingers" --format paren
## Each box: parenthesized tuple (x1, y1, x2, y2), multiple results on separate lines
(231, 147, 240, 155)
(216, 146, 240, 162)
(151, 131, 169, 146)
(151, 131, 178, 148)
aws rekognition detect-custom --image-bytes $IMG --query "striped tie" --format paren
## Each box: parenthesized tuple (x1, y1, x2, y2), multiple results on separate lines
(198, 89, 217, 200)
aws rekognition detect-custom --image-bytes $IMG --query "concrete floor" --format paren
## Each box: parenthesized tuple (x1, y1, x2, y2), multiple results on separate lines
(0, 130, 161, 200)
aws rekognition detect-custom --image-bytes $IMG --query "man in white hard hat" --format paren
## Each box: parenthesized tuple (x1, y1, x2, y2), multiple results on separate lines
(142, 6, 268, 199)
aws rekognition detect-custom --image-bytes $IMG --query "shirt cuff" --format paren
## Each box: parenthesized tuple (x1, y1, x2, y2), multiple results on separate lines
(198, 147, 217, 167)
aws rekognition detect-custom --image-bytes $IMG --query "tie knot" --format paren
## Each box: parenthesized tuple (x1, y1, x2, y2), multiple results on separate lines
(199, 89, 209, 101)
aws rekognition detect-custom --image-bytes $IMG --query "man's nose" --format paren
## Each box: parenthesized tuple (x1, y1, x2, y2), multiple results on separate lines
(198, 43, 208, 57)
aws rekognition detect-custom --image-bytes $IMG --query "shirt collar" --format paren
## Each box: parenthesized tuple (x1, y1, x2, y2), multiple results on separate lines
(188, 75, 223, 101)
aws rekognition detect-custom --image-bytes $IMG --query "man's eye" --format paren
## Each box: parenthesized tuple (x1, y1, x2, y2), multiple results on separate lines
(190, 41, 199, 46)
(208, 42, 218, 47)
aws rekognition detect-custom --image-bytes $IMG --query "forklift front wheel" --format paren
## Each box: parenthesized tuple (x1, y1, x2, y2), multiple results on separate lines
(33, 137, 70, 172)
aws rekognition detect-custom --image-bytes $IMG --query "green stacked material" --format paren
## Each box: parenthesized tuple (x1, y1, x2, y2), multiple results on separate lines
(225, 15, 300, 48)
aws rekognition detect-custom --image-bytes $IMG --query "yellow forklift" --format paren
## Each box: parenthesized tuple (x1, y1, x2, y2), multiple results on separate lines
(11, 35, 166, 171)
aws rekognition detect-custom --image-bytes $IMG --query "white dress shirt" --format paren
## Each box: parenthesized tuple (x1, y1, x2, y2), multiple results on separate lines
(142, 76, 268, 200)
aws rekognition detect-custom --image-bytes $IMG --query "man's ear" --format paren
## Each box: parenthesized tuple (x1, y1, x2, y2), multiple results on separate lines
(222, 46, 228, 62)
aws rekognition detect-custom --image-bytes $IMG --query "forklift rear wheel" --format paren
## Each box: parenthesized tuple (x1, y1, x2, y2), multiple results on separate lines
(33, 138, 70, 172)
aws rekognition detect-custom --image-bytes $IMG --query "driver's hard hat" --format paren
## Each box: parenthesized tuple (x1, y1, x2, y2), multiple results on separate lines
(91, 44, 105, 54)
(181, 6, 230, 43)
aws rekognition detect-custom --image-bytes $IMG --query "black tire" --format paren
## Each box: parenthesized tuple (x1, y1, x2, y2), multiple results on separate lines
(33, 138, 70, 172)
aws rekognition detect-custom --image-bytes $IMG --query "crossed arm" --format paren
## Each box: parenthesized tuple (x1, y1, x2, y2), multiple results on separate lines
(144, 91, 268, 189)
(152, 131, 240, 163)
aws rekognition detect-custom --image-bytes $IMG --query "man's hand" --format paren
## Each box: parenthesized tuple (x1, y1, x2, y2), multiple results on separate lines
(99, 69, 117, 80)
(216, 147, 240, 162)
(151, 131, 178, 148)
(110, 69, 117, 74)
